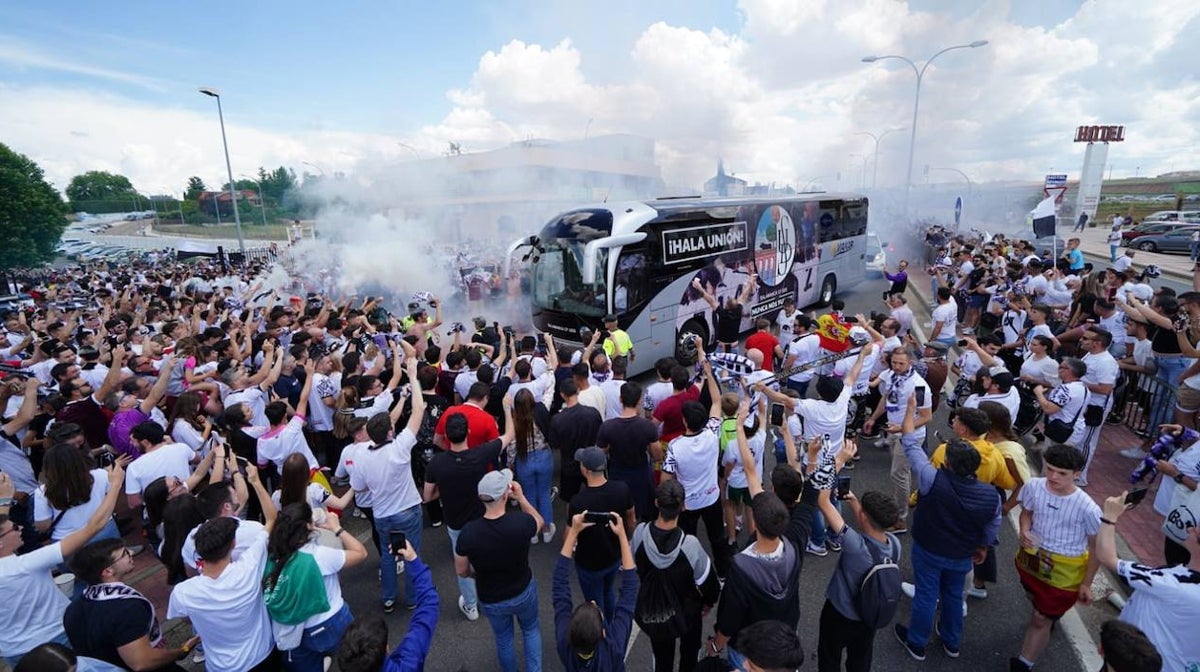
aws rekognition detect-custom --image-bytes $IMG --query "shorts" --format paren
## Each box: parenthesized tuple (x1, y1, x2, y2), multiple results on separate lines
(727, 486, 752, 505)
(1015, 557, 1081, 619)
(1177, 385, 1200, 413)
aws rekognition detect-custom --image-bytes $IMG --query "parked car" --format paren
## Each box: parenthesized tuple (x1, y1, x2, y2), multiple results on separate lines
(1121, 221, 1197, 243)
(1129, 227, 1200, 254)
(866, 233, 887, 276)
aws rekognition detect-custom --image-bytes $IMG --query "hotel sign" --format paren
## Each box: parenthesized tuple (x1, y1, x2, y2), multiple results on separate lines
(1074, 125, 1125, 143)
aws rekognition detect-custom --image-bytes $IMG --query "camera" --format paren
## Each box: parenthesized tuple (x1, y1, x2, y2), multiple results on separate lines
(957, 339, 968, 347)
(96, 449, 117, 469)
(447, 322, 466, 335)
(502, 325, 515, 337)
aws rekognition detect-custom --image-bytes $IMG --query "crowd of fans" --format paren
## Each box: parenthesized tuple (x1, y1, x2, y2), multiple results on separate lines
(0, 232, 1191, 672)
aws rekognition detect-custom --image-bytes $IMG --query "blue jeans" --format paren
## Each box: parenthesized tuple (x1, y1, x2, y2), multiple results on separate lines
(447, 525, 479, 609)
(1110, 245, 1119, 262)
(284, 603, 353, 672)
(515, 449, 553, 530)
(576, 562, 619, 621)
(809, 499, 841, 547)
(480, 580, 542, 672)
(1151, 354, 1190, 429)
(907, 542, 972, 651)
(373, 504, 423, 606)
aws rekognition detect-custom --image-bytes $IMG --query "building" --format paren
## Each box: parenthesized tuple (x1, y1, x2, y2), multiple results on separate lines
(197, 190, 259, 218)
(703, 159, 747, 197)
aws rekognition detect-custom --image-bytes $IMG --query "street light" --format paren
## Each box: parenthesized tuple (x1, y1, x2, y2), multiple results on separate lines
(862, 40, 988, 216)
(853, 127, 906, 188)
(848, 153, 869, 190)
(302, 161, 327, 177)
(197, 86, 246, 257)
(241, 174, 269, 227)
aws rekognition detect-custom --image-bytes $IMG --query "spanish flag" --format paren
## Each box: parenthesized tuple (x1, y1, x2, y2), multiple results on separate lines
(815, 312, 852, 353)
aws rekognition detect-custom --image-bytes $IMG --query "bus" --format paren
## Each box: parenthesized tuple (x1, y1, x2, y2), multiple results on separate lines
(507, 194, 869, 376)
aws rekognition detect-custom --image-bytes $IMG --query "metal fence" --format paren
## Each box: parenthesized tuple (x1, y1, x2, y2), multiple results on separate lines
(1109, 371, 1177, 438)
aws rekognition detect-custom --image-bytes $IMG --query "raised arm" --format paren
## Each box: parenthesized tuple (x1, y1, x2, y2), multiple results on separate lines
(734, 399, 763, 497)
(140, 356, 178, 416)
(691, 277, 718, 309)
(95, 345, 127, 402)
(0, 378, 40, 436)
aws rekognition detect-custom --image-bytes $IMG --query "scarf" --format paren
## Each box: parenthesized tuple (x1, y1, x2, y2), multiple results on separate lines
(886, 368, 915, 406)
(84, 582, 162, 647)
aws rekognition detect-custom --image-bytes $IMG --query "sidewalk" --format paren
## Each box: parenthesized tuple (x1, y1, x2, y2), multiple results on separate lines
(904, 266, 1164, 566)
(1070, 225, 1196, 280)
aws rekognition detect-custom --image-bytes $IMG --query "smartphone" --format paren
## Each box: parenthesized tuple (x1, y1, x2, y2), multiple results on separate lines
(388, 531, 407, 556)
(584, 511, 614, 525)
(1125, 487, 1150, 508)
(770, 403, 785, 427)
(915, 386, 927, 407)
(957, 339, 968, 347)
(836, 476, 852, 500)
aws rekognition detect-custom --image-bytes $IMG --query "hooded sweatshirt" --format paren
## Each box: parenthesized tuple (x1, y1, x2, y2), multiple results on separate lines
(715, 537, 801, 641)
(630, 522, 722, 624)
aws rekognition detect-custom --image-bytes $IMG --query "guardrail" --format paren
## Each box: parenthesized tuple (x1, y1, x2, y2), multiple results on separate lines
(1110, 372, 1177, 438)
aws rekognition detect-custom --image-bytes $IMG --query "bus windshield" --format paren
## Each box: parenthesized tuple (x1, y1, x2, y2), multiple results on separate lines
(531, 240, 608, 316)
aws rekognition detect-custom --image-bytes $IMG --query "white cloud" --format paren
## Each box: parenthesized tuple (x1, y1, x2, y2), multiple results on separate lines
(0, 37, 169, 91)
(3, 0, 1200, 216)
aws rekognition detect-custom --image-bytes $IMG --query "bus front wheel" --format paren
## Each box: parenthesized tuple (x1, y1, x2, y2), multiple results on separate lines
(817, 275, 836, 307)
(676, 320, 709, 366)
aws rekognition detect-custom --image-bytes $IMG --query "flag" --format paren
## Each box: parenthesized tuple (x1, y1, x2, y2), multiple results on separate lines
(1031, 195, 1057, 238)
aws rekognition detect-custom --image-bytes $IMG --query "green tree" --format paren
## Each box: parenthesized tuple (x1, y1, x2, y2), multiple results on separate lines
(257, 166, 297, 203)
(184, 176, 207, 200)
(220, 179, 260, 192)
(0, 143, 67, 268)
(65, 170, 137, 203)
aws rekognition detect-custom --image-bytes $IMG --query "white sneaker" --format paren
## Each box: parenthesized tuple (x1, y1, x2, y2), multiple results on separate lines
(901, 581, 915, 598)
(530, 534, 539, 544)
(459, 595, 479, 621)
(805, 540, 829, 557)
(965, 585, 988, 599)
(541, 523, 556, 544)
(1119, 447, 1147, 459)
(191, 643, 205, 665)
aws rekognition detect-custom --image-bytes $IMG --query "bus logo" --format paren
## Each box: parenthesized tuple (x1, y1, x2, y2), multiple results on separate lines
(755, 205, 795, 287)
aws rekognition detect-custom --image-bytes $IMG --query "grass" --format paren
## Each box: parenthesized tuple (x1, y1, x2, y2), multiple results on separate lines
(151, 222, 290, 241)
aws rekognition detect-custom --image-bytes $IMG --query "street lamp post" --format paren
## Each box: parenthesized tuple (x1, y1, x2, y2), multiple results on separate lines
(241, 174, 270, 227)
(849, 154, 869, 190)
(853, 127, 906, 188)
(198, 86, 246, 258)
(862, 40, 988, 217)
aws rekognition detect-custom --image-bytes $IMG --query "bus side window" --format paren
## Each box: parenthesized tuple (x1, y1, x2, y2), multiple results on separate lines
(842, 202, 867, 237)
(616, 251, 647, 312)
(817, 202, 844, 243)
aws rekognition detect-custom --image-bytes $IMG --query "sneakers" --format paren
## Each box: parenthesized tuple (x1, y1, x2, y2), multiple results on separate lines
(549, 486, 559, 502)
(458, 595, 479, 621)
(901, 581, 915, 598)
(966, 585, 988, 599)
(943, 641, 961, 658)
(541, 523, 557, 544)
(805, 540, 829, 557)
(530, 533, 539, 545)
(1009, 657, 1033, 671)
(893, 624, 927, 661)
(1119, 447, 1147, 459)
(826, 538, 843, 553)
(191, 643, 205, 665)
(431, 519, 444, 528)
(383, 599, 396, 614)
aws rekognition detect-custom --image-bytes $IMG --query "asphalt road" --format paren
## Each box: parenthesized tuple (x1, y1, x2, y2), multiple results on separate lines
(329, 275, 1091, 672)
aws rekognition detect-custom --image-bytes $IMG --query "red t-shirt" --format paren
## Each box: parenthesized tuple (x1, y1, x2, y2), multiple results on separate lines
(653, 387, 700, 443)
(434, 402, 499, 448)
(744, 331, 780, 371)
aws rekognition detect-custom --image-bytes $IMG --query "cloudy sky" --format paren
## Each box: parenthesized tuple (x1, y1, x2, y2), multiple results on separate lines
(1, 0, 1197, 197)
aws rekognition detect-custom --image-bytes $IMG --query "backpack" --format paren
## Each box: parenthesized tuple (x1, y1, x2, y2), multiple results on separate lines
(633, 532, 690, 640)
(855, 538, 901, 629)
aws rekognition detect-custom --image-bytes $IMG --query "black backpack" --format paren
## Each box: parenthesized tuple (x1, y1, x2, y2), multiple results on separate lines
(633, 533, 690, 640)
(855, 538, 901, 629)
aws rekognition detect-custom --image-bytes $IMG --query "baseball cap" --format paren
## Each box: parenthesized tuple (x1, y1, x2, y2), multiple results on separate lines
(575, 447, 607, 471)
(477, 468, 514, 502)
(923, 341, 949, 354)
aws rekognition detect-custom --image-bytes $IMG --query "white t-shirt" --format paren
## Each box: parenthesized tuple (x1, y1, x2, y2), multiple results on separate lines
(722, 429, 765, 489)
(1001, 309, 1027, 346)
(181, 519, 267, 571)
(256, 416, 318, 471)
(171, 421, 207, 455)
(792, 384, 853, 460)
(877, 370, 932, 441)
(890, 306, 913, 336)
(1024, 274, 1049, 299)
(167, 530, 274, 672)
(509, 374, 552, 406)
(663, 417, 721, 510)
(353, 390, 395, 420)
(930, 302, 958, 340)
(1098, 312, 1127, 350)
(225, 387, 268, 427)
(335, 440, 375, 508)
(643, 380, 675, 415)
(125, 443, 194, 496)
(515, 354, 549, 380)
(1019, 355, 1059, 387)
(34, 468, 110, 541)
(1117, 560, 1200, 672)
(348, 428, 420, 518)
(307, 372, 339, 432)
(953, 351, 985, 384)
(454, 369, 479, 403)
(271, 483, 330, 512)
(786, 334, 822, 382)
(599, 378, 624, 421)
(962, 388, 1020, 422)
(0, 543, 69, 657)
(1045, 381, 1087, 424)
(833, 350, 876, 395)
(1081, 350, 1119, 406)
(1017, 479, 1100, 556)
(775, 309, 798, 341)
